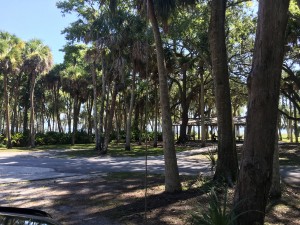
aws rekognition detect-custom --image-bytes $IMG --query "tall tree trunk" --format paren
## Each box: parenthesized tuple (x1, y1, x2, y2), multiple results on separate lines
(153, 83, 158, 147)
(178, 68, 189, 144)
(11, 80, 20, 134)
(234, 1, 290, 224)
(99, 51, 107, 151)
(294, 103, 299, 143)
(270, 130, 281, 198)
(3, 73, 12, 148)
(55, 85, 63, 133)
(125, 70, 136, 151)
(71, 95, 80, 146)
(92, 64, 100, 150)
(200, 66, 206, 147)
(289, 99, 293, 142)
(23, 77, 31, 135)
(148, 0, 181, 192)
(87, 97, 93, 137)
(29, 73, 36, 148)
(209, 0, 238, 184)
(67, 96, 73, 133)
(101, 83, 117, 154)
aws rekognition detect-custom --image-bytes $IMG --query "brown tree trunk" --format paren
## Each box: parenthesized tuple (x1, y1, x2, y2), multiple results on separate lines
(234, 1, 290, 224)
(294, 103, 299, 143)
(200, 66, 206, 147)
(3, 72, 12, 148)
(148, 0, 181, 192)
(92, 63, 100, 150)
(178, 68, 189, 144)
(209, 0, 238, 184)
(270, 130, 281, 198)
(153, 83, 158, 147)
(101, 83, 117, 154)
(71, 95, 80, 146)
(99, 51, 107, 151)
(125, 70, 136, 151)
(29, 73, 36, 148)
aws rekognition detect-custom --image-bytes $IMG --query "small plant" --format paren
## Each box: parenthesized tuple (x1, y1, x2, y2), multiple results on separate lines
(206, 147, 217, 171)
(190, 188, 237, 225)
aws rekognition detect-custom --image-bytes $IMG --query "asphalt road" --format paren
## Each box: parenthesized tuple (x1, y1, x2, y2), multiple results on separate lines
(0, 148, 299, 188)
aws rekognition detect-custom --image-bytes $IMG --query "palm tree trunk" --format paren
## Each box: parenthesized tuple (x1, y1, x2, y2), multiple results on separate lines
(153, 83, 158, 147)
(92, 64, 100, 150)
(209, 0, 238, 184)
(178, 68, 188, 144)
(234, 1, 290, 224)
(200, 66, 206, 147)
(23, 77, 30, 135)
(99, 51, 107, 151)
(125, 70, 136, 151)
(3, 73, 12, 148)
(29, 73, 36, 148)
(294, 103, 299, 143)
(148, 0, 181, 193)
(72, 95, 80, 145)
(101, 83, 117, 154)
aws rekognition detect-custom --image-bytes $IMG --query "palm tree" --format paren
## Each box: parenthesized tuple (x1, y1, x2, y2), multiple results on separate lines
(61, 44, 90, 145)
(0, 32, 24, 148)
(209, 0, 238, 184)
(147, 0, 182, 192)
(45, 64, 64, 133)
(23, 39, 53, 147)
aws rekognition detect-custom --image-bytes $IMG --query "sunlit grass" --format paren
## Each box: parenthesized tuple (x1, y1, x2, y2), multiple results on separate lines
(0, 142, 192, 158)
(56, 143, 193, 158)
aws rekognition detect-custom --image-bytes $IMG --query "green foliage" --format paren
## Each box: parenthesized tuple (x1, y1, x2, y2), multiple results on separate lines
(10, 132, 29, 147)
(190, 188, 238, 225)
(6, 131, 93, 147)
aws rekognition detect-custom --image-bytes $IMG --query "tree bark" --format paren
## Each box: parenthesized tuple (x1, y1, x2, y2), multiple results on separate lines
(101, 83, 117, 154)
(29, 73, 36, 148)
(99, 51, 107, 151)
(125, 70, 136, 151)
(270, 130, 281, 198)
(178, 68, 189, 144)
(200, 66, 206, 147)
(71, 95, 80, 146)
(294, 103, 299, 143)
(92, 63, 100, 150)
(234, 1, 290, 224)
(148, 0, 181, 192)
(209, 0, 238, 183)
(153, 83, 158, 147)
(3, 72, 12, 148)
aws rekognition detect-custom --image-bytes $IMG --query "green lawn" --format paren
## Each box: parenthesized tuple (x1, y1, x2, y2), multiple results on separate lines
(0, 142, 298, 166)
(0, 143, 192, 158)
(51, 143, 192, 158)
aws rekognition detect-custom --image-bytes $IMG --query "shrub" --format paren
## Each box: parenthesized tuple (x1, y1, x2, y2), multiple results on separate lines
(11, 132, 29, 147)
(190, 188, 237, 225)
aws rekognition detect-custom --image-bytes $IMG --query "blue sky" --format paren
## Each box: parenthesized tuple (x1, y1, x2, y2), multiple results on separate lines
(0, 0, 76, 64)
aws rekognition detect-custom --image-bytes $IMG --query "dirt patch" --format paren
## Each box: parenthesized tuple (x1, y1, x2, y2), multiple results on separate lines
(0, 173, 299, 225)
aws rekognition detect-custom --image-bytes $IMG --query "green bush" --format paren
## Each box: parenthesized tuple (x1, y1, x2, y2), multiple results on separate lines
(75, 130, 93, 144)
(190, 188, 237, 225)
(11, 132, 29, 147)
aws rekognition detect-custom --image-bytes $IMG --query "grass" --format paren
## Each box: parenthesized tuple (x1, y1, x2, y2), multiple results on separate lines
(43, 143, 193, 158)
(279, 133, 299, 143)
(0, 142, 192, 158)
(0, 141, 299, 167)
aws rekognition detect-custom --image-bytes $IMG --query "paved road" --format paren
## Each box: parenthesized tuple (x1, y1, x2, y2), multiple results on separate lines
(0, 148, 299, 188)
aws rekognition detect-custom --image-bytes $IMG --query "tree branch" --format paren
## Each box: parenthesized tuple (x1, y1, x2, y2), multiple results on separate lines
(279, 109, 300, 121)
